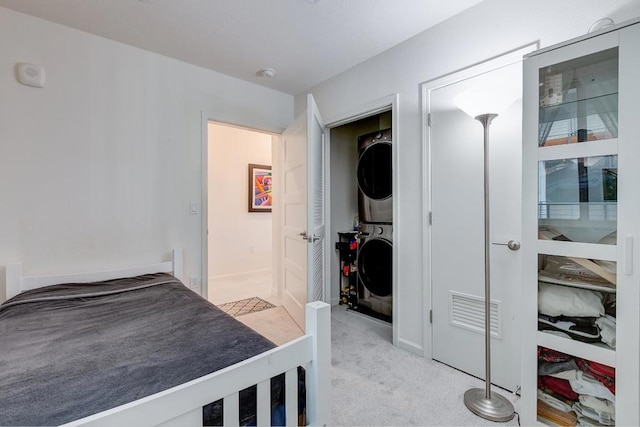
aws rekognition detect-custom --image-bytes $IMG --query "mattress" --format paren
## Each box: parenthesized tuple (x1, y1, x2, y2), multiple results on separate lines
(0, 273, 277, 426)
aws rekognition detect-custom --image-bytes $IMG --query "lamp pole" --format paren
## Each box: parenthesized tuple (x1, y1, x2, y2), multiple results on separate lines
(462, 113, 515, 422)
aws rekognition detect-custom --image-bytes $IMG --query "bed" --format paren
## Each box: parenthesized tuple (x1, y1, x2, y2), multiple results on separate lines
(1, 250, 330, 426)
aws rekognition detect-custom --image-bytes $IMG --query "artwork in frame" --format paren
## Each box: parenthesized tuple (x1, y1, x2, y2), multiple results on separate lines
(248, 164, 272, 212)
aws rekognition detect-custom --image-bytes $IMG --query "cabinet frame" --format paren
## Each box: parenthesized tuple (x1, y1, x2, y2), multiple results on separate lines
(521, 18, 640, 426)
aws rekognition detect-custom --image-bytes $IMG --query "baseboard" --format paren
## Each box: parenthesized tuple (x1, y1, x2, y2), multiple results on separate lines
(344, 308, 392, 328)
(398, 338, 424, 356)
(209, 268, 271, 282)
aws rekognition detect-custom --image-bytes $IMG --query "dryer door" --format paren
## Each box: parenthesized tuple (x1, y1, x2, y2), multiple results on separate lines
(358, 238, 392, 297)
(357, 142, 392, 200)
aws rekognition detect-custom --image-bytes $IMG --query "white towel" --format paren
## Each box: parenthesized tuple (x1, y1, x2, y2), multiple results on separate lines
(573, 395, 615, 425)
(580, 395, 615, 418)
(595, 315, 616, 349)
(570, 371, 615, 403)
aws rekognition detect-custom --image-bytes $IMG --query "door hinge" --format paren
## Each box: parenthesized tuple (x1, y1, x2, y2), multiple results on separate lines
(429, 309, 433, 324)
(427, 113, 432, 127)
(428, 211, 432, 225)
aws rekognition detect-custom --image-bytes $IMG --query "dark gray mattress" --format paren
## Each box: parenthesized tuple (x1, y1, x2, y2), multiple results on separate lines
(0, 273, 276, 426)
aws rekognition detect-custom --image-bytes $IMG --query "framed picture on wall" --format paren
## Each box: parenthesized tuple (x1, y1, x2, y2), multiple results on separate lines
(248, 164, 272, 212)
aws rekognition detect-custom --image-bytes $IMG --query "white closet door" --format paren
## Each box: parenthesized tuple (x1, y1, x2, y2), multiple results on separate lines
(430, 61, 523, 391)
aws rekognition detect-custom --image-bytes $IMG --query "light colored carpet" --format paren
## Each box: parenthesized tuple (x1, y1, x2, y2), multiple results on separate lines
(235, 302, 521, 425)
(331, 305, 521, 426)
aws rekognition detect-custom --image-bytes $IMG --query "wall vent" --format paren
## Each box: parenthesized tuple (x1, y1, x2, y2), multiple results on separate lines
(449, 291, 502, 339)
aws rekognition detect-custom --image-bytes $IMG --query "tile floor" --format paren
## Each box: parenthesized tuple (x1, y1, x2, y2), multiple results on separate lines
(207, 270, 277, 306)
(207, 270, 304, 344)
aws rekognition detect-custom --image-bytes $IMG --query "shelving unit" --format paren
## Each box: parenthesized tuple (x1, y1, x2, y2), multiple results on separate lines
(335, 231, 358, 307)
(521, 18, 640, 427)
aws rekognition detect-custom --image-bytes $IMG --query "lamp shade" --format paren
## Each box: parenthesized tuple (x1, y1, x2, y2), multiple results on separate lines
(453, 86, 520, 119)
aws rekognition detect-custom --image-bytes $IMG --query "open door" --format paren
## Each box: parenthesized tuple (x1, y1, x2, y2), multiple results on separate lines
(281, 94, 326, 329)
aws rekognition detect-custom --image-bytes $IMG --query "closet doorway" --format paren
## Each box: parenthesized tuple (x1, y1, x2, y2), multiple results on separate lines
(206, 122, 277, 307)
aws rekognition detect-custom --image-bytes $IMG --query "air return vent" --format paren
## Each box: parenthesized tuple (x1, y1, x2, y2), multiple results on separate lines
(449, 291, 502, 339)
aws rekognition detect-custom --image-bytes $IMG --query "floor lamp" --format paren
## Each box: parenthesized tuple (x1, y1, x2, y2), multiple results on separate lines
(453, 87, 519, 422)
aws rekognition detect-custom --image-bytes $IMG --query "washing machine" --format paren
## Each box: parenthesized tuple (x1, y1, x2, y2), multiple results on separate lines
(357, 128, 392, 224)
(356, 222, 392, 320)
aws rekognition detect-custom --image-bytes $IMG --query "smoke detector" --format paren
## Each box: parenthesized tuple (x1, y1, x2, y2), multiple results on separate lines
(256, 68, 276, 78)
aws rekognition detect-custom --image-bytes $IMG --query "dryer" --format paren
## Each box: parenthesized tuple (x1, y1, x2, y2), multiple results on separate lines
(357, 128, 392, 224)
(356, 222, 392, 320)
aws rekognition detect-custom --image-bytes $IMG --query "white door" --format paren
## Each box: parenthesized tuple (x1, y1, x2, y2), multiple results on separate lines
(430, 62, 522, 391)
(281, 94, 326, 329)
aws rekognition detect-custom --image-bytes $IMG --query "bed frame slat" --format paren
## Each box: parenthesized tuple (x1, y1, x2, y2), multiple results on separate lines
(256, 379, 270, 426)
(223, 392, 239, 427)
(285, 369, 298, 427)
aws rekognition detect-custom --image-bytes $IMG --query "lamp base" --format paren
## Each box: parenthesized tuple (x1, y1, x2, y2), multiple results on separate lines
(463, 388, 515, 422)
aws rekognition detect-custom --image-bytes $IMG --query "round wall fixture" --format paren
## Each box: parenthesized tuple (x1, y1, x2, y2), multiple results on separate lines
(588, 18, 614, 33)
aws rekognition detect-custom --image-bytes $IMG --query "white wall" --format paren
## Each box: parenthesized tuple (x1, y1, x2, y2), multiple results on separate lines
(298, 0, 640, 354)
(0, 7, 293, 301)
(208, 123, 272, 278)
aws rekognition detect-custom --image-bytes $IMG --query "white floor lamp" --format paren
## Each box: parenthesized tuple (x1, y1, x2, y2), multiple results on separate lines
(454, 87, 519, 422)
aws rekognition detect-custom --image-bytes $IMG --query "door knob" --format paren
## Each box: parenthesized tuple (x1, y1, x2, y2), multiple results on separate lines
(492, 240, 521, 251)
(299, 231, 320, 243)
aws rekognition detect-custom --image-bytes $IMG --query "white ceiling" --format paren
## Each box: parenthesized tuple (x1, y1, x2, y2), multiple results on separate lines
(0, 0, 483, 95)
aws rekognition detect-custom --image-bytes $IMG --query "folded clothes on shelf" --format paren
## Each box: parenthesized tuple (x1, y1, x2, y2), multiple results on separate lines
(539, 282, 605, 318)
(577, 359, 615, 394)
(538, 314, 601, 343)
(539, 359, 579, 377)
(537, 388, 575, 412)
(539, 376, 580, 400)
(573, 394, 615, 425)
(570, 371, 615, 403)
(577, 415, 608, 426)
(595, 315, 616, 349)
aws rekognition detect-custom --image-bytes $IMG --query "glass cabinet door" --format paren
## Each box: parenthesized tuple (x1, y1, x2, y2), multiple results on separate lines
(536, 46, 619, 349)
(534, 45, 620, 427)
(538, 48, 618, 147)
(537, 48, 619, 246)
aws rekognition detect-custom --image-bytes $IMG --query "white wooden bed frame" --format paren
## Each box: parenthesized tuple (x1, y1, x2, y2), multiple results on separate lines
(5, 250, 331, 427)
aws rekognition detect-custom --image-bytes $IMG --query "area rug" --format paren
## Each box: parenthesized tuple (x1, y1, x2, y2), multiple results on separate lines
(217, 297, 276, 317)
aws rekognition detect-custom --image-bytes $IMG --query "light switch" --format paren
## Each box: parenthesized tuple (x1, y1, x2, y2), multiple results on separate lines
(190, 201, 199, 214)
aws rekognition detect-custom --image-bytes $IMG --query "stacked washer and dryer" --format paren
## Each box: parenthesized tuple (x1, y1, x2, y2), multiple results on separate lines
(356, 128, 393, 321)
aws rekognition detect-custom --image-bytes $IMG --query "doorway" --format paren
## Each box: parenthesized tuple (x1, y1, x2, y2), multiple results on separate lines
(329, 111, 393, 323)
(206, 123, 277, 302)
(323, 93, 399, 346)
(206, 121, 303, 344)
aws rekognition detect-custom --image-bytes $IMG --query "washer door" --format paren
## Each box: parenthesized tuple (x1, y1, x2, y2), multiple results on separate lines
(358, 238, 392, 297)
(357, 142, 392, 200)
